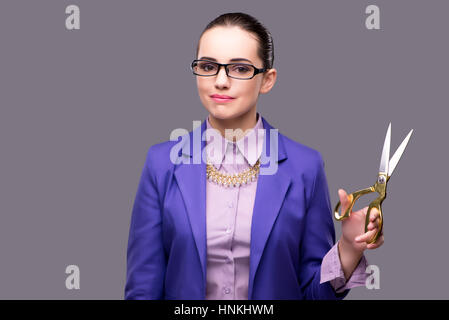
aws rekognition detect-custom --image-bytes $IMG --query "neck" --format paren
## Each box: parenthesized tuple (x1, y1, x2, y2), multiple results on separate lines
(208, 107, 258, 142)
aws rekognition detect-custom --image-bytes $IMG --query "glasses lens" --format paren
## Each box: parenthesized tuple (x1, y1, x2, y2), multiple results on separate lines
(192, 61, 218, 75)
(227, 64, 255, 79)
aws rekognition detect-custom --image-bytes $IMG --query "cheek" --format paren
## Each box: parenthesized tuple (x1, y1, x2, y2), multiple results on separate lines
(240, 82, 260, 100)
(196, 79, 203, 91)
(197, 79, 211, 95)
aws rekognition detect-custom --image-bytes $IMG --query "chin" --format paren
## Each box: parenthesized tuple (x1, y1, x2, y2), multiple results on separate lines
(205, 99, 252, 122)
(208, 107, 243, 121)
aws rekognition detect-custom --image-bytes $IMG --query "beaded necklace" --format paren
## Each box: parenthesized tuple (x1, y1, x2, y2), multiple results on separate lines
(206, 158, 260, 188)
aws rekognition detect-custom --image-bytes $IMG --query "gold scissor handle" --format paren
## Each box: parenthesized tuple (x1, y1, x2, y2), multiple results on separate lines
(334, 184, 385, 244)
(334, 186, 375, 221)
(365, 197, 384, 244)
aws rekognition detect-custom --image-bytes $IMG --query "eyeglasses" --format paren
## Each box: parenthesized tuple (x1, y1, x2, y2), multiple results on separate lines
(191, 59, 267, 80)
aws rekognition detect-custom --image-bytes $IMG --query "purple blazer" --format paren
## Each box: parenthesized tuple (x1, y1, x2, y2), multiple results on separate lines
(125, 115, 350, 300)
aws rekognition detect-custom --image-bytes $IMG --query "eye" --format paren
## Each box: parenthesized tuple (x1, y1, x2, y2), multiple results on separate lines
(231, 64, 251, 73)
(199, 62, 217, 71)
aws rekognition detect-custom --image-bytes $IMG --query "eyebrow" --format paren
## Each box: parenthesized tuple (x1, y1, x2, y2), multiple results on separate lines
(199, 56, 253, 64)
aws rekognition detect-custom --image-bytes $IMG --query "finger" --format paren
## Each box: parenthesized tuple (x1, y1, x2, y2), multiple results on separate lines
(367, 241, 384, 249)
(355, 228, 378, 243)
(369, 209, 380, 222)
(338, 189, 349, 206)
(338, 189, 353, 215)
(367, 217, 381, 230)
(367, 234, 384, 249)
(365, 230, 383, 245)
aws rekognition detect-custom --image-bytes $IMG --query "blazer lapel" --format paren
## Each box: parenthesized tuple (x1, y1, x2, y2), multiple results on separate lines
(248, 117, 291, 299)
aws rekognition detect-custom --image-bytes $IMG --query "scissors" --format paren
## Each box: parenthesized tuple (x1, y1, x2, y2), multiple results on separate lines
(334, 123, 413, 244)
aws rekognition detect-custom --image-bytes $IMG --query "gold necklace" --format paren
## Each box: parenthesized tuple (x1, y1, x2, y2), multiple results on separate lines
(206, 159, 260, 188)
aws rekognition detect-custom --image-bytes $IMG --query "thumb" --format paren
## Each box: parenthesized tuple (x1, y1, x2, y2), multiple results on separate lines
(338, 188, 352, 215)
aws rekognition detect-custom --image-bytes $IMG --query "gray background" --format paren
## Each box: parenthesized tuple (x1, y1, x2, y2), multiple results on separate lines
(0, 0, 446, 299)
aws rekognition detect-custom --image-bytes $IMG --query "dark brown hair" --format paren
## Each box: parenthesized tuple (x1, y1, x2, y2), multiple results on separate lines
(195, 12, 274, 70)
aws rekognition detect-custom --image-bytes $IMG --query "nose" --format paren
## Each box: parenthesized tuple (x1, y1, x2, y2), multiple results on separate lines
(214, 65, 230, 88)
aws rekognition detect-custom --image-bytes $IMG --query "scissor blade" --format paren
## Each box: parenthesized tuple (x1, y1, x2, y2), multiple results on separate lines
(388, 129, 413, 177)
(379, 123, 391, 174)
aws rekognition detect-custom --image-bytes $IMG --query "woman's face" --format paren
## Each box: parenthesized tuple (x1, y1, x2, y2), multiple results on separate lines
(196, 26, 275, 121)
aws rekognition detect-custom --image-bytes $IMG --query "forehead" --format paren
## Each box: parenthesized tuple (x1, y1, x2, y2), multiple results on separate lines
(198, 26, 260, 63)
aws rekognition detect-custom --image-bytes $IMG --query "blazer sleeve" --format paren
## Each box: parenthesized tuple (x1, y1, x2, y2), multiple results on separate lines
(124, 146, 167, 299)
(298, 151, 350, 300)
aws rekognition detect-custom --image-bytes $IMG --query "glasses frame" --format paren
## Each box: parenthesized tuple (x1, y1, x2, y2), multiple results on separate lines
(191, 59, 267, 80)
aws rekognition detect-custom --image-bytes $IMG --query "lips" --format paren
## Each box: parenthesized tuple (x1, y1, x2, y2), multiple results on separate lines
(211, 94, 235, 103)
(211, 94, 234, 99)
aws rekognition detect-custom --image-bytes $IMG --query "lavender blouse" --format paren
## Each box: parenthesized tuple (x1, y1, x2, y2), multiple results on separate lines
(204, 113, 368, 299)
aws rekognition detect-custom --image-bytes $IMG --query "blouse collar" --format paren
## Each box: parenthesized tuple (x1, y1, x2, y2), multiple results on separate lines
(205, 112, 265, 170)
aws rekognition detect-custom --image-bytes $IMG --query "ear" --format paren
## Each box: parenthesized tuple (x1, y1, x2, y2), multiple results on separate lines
(259, 68, 277, 94)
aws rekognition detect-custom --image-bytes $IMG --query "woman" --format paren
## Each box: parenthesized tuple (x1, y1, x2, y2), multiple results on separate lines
(125, 12, 384, 300)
